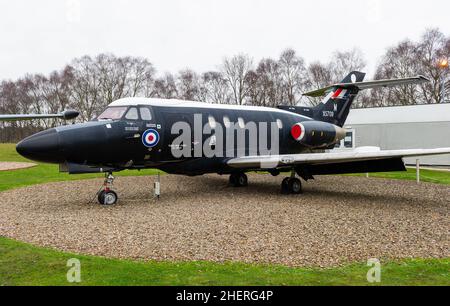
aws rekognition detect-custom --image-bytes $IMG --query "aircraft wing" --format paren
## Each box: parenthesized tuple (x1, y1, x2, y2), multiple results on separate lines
(0, 110, 79, 122)
(303, 75, 429, 97)
(227, 148, 450, 169)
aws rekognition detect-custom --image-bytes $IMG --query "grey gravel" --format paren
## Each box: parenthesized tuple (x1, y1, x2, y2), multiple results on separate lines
(0, 174, 449, 267)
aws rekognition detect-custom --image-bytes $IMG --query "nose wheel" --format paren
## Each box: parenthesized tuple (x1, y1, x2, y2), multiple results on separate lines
(98, 190, 118, 205)
(97, 172, 118, 205)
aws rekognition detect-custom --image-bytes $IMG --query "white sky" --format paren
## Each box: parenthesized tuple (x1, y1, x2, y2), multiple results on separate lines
(1, 0, 449, 80)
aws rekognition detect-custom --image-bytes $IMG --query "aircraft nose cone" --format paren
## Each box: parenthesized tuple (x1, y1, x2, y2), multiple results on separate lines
(16, 129, 63, 163)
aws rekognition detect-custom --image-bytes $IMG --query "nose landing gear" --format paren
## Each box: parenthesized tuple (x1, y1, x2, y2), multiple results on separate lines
(97, 172, 118, 205)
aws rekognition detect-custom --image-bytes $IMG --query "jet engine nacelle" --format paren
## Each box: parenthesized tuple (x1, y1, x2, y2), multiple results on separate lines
(291, 121, 346, 148)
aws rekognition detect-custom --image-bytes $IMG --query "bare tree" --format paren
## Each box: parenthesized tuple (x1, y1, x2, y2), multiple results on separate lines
(372, 29, 450, 106)
(305, 61, 333, 106)
(124, 56, 155, 98)
(67, 56, 105, 121)
(278, 48, 308, 106)
(372, 40, 421, 106)
(176, 69, 200, 101)
(417, 28, 450, 103)
(198, 71, 231, 104)
(329, 48, 367, 82)
(222, 54, 253, 105)
(152, 72, 178, 99)
(247, 58, 284, 107)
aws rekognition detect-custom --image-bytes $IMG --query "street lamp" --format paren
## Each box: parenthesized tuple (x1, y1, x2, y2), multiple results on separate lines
(439, 58, 449, 103)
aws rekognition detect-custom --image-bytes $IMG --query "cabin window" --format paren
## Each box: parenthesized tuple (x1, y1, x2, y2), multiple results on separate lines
(125, 107, 139, 120)
(223, 116, 231, 128)
(238, 117, 245, 129)
(276, 119, 283, 129)
(98, 107, 127, 120)
(140, 107, 152, 121)
(208, 116, 217, 129)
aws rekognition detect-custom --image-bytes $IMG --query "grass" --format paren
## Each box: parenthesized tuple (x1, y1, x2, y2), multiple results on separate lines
(349, 169, 450, 185)
(0, 143, 449, 286)
(0, 237, 448, 286)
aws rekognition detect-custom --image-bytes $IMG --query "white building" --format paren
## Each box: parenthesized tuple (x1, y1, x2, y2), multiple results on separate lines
(334, 103, 450, 166)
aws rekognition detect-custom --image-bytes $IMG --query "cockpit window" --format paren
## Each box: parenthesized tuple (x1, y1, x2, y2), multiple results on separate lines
(98, 107, 128, 120)
(140, 107, 152, 121)
(125, 107, 139, 120)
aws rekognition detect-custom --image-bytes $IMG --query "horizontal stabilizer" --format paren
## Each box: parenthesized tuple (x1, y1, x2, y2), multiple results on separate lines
(303, 75, 429, 97)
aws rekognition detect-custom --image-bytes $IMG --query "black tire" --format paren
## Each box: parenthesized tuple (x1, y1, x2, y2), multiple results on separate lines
(230, 173, 248, 187)
(281, 178, 290, 193)
(288, 178, 302, 194)
(237, 173, 248, 187)
(229, 173, 237, 186)
(98, 190, 118, 205)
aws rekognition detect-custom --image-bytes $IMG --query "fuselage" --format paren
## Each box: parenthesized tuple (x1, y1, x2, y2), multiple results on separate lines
(16, 98, 344, 175)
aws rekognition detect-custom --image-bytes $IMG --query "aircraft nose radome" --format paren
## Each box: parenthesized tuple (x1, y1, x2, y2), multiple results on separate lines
(16, 129, 63, 163)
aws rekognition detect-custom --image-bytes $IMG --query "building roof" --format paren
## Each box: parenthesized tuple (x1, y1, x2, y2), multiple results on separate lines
(346, 103, 450, 125)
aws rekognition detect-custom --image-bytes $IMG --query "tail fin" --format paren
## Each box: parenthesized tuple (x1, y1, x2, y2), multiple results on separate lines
(301, 72, 429, 127)
(308, 71, 366, 127)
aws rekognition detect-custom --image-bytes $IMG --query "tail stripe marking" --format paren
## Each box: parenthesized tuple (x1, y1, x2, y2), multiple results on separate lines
(331, 88, 343, 99)
(331, 89, 348, 99)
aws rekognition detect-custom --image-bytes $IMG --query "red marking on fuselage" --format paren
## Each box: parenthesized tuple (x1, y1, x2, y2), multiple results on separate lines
(291, 124, 303, 140)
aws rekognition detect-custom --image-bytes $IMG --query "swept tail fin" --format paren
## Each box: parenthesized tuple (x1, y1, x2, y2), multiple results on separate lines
(307, 71, 366, 127)
(278, 72, 365, 127)
(281, 72, 430, 127)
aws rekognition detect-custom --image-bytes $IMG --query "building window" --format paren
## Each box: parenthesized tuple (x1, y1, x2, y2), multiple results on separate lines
(125, 107, 139, 120)
(335, 129, 355, 149)
(344, 131, 354, 148)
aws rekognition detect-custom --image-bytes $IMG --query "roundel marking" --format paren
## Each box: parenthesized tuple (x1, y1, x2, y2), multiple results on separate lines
(291, 123, 305, 141)
(142, 129, 160, 148)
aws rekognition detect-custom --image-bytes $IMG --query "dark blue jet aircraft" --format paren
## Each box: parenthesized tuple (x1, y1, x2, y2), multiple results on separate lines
(16, 72, 450, 205)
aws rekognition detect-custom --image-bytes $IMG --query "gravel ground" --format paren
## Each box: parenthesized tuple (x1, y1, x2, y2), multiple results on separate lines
(0, 174, 448, 267)
(0, 162, 36, 171)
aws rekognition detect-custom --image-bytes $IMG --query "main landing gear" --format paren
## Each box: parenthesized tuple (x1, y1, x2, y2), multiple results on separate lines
(281, 171, 303, 194)
(229, 171, 302, 194)
(229, 172, 248, 187)
(97, 172, 118, 205)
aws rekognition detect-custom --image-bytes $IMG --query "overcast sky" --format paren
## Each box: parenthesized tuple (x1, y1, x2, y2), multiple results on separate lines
(1, 0, 449, 80)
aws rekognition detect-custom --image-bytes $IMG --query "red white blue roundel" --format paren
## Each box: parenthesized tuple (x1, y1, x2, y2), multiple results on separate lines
(142, 129, 160, 148)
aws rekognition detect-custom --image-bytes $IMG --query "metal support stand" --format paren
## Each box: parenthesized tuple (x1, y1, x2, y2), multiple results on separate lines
(154, 172, 161, 200)
(416, 159, 420, 184)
